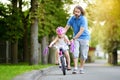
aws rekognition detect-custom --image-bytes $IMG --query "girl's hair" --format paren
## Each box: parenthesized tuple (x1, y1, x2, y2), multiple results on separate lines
(73, 5, 85, 15)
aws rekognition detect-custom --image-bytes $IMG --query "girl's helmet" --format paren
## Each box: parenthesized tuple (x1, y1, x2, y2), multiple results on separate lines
(56, 27, 65, 35)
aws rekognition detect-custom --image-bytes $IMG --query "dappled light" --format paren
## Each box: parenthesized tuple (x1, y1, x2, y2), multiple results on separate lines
(0, 0, 120, 80)
(87, 0, 120, 65)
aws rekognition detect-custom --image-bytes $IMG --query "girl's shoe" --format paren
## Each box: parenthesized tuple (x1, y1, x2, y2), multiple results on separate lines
(67, 68, 71, 70)
(67, 66, 71, 70)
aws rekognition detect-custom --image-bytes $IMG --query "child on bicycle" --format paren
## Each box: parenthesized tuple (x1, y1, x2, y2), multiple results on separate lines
(49, 26, 71, 70)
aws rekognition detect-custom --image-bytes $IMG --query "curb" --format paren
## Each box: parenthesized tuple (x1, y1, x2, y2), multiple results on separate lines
(13, 66, 56, 80)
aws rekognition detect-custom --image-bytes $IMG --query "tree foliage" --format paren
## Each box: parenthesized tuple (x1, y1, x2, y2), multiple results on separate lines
(0, 0, 73, 64)
(0, 0, 72, 42)
(0, 2, 23, 43)
(86, 0, 120, 52)
(38, 0, 72, 41)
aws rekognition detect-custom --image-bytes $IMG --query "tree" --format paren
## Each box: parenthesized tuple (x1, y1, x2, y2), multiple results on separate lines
(87, 0, 120, 65)
(0, 0, 72, 64)
(38, 0, 72, 64)
(19, 0, 30, 62)
(29, 0, 39, 65)
(0, 0, 24, 63)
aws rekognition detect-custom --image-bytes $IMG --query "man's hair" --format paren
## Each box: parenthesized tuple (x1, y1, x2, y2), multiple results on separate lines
(73, 5, 85, 15)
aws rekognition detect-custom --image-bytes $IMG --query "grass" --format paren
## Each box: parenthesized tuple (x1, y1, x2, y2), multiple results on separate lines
(117, 61, 120, 66)
(0, 63, 53, 80)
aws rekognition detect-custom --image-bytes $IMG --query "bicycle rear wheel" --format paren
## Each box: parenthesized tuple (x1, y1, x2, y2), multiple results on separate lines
(60, 56, 66, 75)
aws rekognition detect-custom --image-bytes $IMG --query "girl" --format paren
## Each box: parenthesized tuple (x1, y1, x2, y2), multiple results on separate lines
(49, 26, 71, 70)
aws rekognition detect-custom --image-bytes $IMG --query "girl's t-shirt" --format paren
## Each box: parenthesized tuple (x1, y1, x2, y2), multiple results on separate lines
(54, 35, 69, 50)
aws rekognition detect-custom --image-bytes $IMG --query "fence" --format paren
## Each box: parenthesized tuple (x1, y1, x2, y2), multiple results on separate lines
(0, 41, 11, 63)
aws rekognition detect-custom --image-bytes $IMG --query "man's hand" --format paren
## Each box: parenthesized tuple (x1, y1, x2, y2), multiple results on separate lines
(70, 39, 74, 43)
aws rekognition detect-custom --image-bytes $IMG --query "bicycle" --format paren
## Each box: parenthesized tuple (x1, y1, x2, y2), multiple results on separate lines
(59, 41, 74, 75)
(59, 48, 67, 75)
(43, 42, 74, 75)
(43, 47, 67, 75)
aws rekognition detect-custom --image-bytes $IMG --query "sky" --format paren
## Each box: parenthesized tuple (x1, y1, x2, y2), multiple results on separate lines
(0, 0, 10, 4)
(0, 0, 30, 11)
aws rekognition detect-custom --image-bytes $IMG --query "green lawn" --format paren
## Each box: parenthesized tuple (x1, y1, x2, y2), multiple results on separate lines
(0, 63, 53, 80)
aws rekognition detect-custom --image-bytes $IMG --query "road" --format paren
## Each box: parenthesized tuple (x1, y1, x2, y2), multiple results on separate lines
(38, 60, 120, 80)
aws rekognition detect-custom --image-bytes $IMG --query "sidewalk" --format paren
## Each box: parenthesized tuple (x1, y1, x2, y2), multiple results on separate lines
(39, 59, 120, 80)
(85, 59, 108, 66)
(13, 60, 114, 80)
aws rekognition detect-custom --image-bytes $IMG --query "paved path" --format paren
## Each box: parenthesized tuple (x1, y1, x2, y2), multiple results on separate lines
(38, 60, 120, 80)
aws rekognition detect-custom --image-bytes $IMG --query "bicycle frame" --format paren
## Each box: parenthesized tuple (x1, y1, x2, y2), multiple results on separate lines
(59, 48, 67, 75)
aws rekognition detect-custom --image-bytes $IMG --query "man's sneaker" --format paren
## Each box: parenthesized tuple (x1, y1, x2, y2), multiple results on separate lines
(80, 70, 85, 74)
(72, 69, 77, 74)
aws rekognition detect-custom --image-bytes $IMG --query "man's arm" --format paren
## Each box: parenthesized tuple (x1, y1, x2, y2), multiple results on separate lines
(64, 25, 70, 34)
(73, 27, 84, 40)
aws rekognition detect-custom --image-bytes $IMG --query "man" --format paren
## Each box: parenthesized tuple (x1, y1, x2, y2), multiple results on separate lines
(65, 5, 90, 74)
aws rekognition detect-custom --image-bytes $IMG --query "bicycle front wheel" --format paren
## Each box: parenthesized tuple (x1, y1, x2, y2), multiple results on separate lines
(60, 56, 66, 75)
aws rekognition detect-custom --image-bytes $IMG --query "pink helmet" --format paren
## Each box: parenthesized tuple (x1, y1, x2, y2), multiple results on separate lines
(56, 27, 65, 35)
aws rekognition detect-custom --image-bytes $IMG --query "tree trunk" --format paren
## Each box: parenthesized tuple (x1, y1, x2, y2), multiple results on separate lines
(29, 18, 38, 65)
(42, 36, 48, 64)
(19, 0, 29, 62)
(108, 53, 112, 64)
(108, 51, 118, 65)
(11, 0, 18, 64)
(38, 43, 41, 63)
(29, 0, 38, 65)
(11, 41, 18, 63)
(23, 23, 29, 62)
(48, 47, 56, 64)
(112, 48, 118, 65)
(6, 41, 9, 63)
(48, 36, 56, 64)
